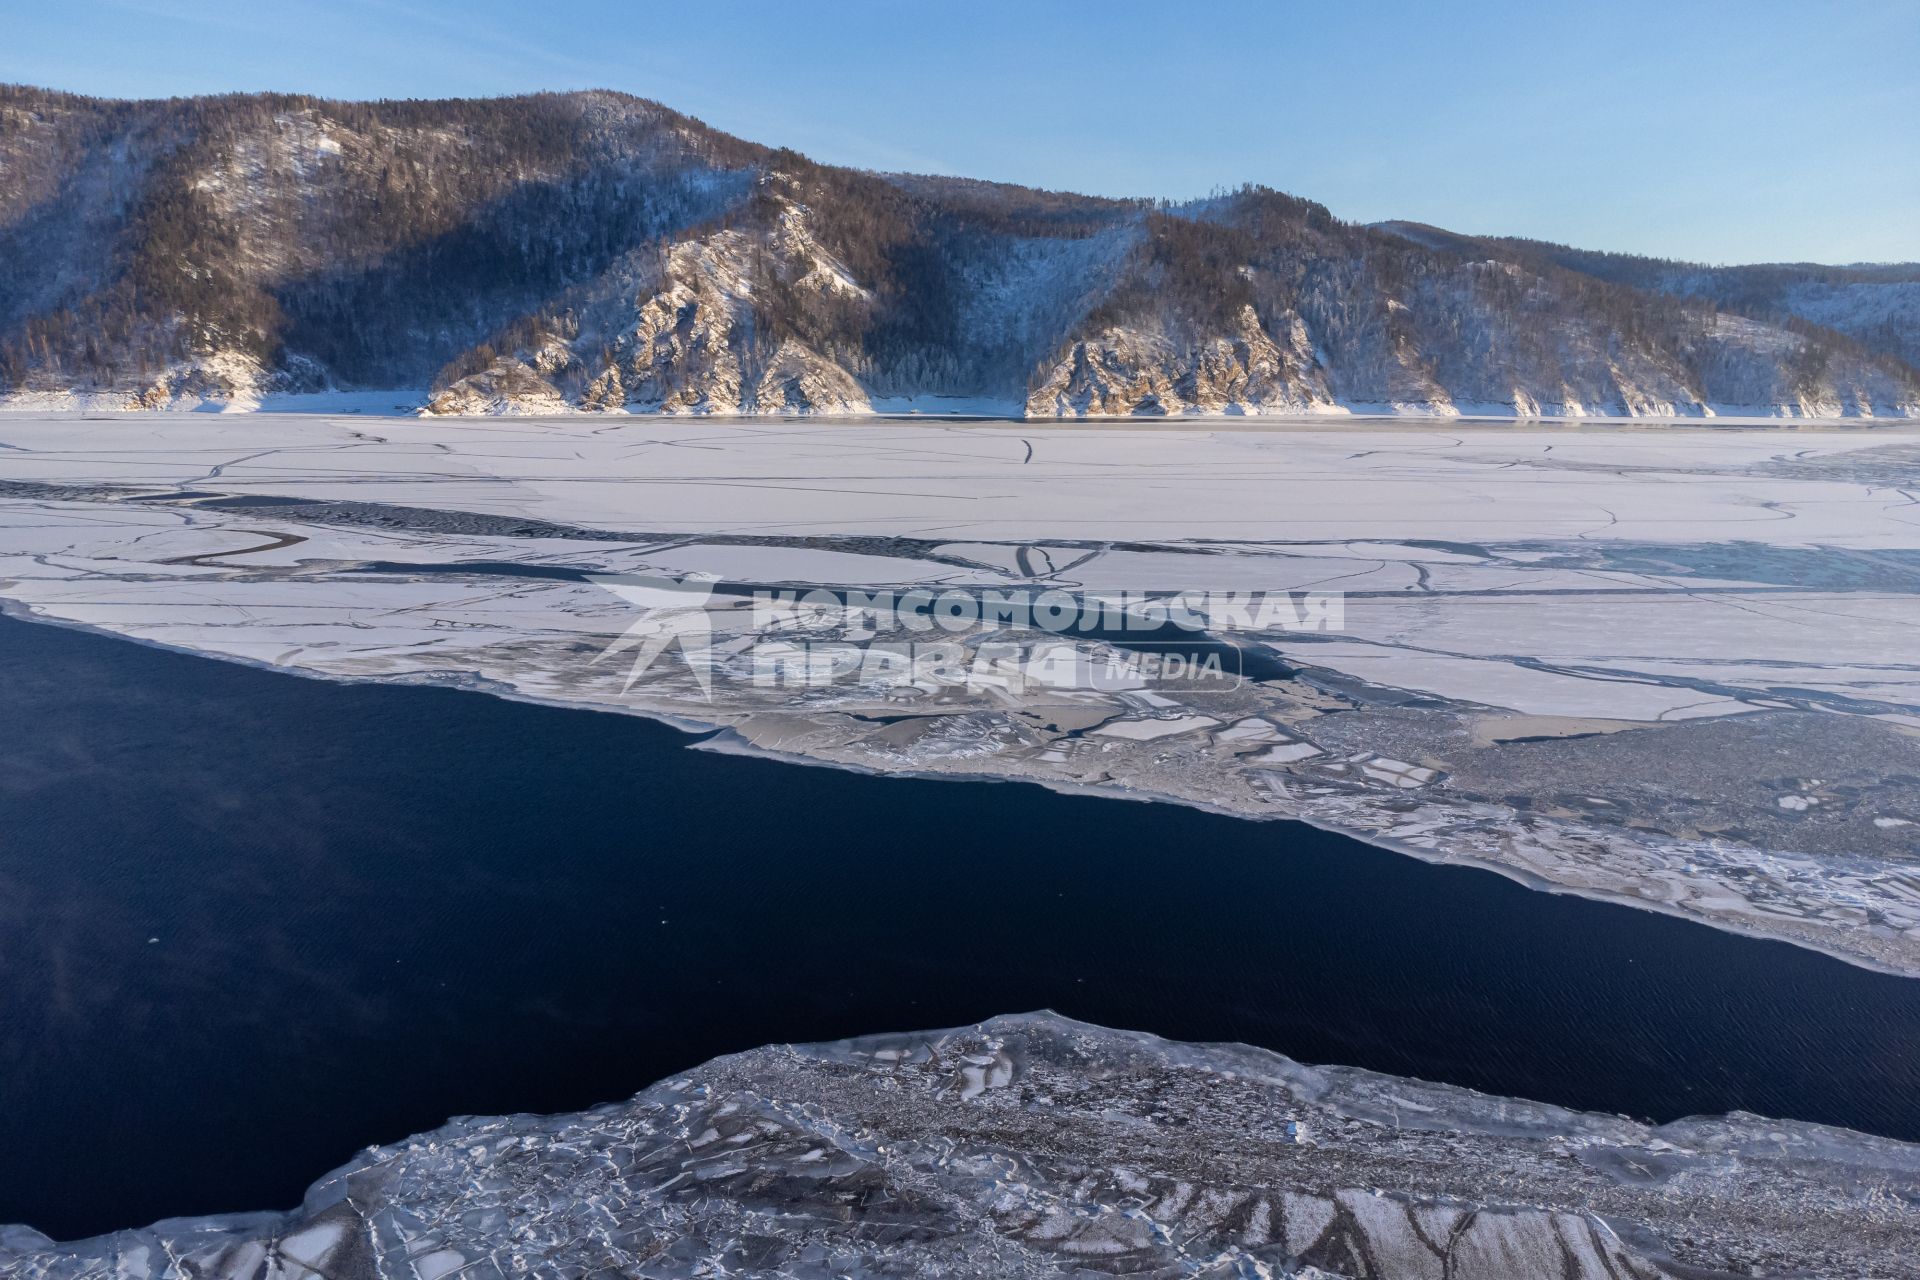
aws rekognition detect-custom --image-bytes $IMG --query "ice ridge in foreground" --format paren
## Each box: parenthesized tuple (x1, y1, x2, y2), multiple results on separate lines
(4, 1013, 1915, 1279)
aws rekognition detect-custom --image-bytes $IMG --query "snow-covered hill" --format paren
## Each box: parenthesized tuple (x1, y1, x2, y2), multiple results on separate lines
(4, 86, 1916, 418)
(1378, 221, 1920, 375)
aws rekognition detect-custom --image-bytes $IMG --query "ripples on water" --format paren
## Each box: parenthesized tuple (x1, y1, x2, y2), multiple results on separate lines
(0, 612, 1916, 1240)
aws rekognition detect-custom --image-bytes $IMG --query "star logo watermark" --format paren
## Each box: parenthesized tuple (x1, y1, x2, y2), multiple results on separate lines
(590, 573, 721, 699)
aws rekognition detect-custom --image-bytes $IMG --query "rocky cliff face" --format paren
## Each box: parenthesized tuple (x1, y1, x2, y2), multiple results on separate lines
(427, 205, 876, 416)
(3, 85, 1917, 419)
(1027, 303, 1336, 416)
(4, 1014, 1912, 1279)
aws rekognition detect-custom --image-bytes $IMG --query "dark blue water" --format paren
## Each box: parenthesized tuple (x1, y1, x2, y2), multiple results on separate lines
(2, 612, 1918, 1241)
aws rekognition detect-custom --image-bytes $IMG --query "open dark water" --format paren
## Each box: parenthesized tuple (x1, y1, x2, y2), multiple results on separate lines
(3, 612, 1919, 1241)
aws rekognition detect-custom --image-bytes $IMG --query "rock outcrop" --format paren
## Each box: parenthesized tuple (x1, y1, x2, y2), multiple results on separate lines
(426, 210, 875, 417)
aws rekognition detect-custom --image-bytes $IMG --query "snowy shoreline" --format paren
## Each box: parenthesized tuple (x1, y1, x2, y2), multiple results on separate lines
(6, 388, 1920, 422)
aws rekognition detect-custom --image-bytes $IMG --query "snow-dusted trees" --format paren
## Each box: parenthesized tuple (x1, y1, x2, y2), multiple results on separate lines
(2, 87, 1913, 414)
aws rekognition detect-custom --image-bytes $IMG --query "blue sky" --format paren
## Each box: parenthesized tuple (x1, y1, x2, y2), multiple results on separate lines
(6, 0, 1916, 264)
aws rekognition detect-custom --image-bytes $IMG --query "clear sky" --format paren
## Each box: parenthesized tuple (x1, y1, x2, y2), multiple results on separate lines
(6, 0, 1916, 265)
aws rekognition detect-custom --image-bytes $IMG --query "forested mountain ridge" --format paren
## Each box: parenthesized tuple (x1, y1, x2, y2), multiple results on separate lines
(3, 85, 1916, 418)
(1375, 221, 1920, 373)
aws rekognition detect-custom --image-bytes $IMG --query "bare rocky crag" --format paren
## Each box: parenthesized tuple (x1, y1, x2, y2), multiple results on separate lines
(4, 85, 1917, 419)
(4, 1013, 1914, 1279)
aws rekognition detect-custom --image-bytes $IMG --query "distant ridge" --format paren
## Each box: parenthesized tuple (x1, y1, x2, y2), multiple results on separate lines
(3, 85, 1915, 417)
